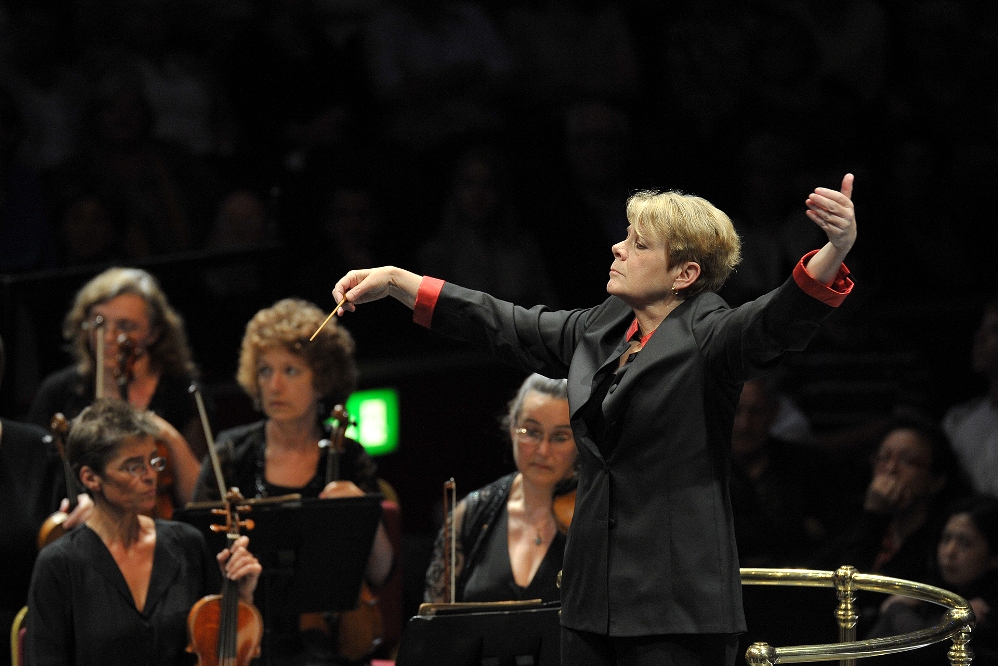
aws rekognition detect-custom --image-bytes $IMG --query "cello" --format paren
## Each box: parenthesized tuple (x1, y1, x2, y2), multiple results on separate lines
(186, 385, 264, 666)
(314, 405, 385, 662)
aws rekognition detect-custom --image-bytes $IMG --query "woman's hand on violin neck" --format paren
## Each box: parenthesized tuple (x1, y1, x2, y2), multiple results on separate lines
(218, 535, 262, 603)
(332, 266, 422, 312)
(61, 493, 95, 529)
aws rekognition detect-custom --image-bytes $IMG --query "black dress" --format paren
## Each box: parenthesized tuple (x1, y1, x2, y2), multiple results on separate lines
(26, 520, 219, 666)
(424, 473, 566, 604)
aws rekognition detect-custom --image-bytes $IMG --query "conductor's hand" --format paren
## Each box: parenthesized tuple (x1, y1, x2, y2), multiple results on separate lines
(217, 535, 262, 604)
(319, 479, 365, 499)
(332, 266, 423, 314)
(805, 173, 857, 256)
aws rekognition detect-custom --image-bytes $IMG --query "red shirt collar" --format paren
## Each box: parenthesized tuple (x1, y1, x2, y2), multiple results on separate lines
(625, 318, 656, 348)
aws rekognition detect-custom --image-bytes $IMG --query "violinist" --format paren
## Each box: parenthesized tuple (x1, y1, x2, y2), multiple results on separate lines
(26, 267, 204, 510)
(0, 334, 91, 654)
(25, 398, 262, 666)
(424, 373, 576, 604)
(190, 298, 394, 662)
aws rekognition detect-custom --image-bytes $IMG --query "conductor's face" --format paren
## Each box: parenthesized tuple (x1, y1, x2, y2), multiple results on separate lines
(607, 226, 675, 308)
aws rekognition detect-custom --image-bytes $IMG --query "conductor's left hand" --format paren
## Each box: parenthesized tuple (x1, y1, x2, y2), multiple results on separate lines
(806, 173, 857, 256)
(217, 535, 262, 604)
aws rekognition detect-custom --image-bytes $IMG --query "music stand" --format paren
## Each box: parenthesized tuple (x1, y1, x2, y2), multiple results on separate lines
(175, 494, 382, 664)
(395, 601, 562, 666)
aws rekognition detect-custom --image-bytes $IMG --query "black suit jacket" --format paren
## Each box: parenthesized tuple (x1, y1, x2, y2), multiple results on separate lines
(426, 275, 841, 636)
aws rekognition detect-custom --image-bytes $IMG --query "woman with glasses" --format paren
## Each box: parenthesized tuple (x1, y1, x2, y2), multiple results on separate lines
(26, 267, 203, 511)
(425, 373, 577, 603)
(26, 399, 262, 666)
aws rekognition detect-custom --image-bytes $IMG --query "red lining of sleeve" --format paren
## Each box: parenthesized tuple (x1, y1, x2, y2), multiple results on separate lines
(792, 249, 854, 307)
(413, 276, 445, 328)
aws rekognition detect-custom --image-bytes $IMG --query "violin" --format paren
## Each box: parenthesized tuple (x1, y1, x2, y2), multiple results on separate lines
(115, 334, 176, 518)
(37, 413, 81, 550)
(319, 405, 385, 663)
(186, 385, 264, 666)
(186, 490, 264, 666)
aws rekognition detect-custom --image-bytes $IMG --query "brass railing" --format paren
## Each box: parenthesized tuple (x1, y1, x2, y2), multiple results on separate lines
(741, 566, 975, 665)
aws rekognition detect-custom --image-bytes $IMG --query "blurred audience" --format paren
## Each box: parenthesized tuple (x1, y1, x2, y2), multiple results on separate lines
(944, 300, 998, 498)
(866, 496, 998, 666)
(730, 377, 829, 567)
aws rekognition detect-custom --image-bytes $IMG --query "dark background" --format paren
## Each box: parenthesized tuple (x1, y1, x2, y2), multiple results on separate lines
(2, 0, 996, 624)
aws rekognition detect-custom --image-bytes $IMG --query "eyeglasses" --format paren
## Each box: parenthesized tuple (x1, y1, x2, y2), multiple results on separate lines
(514, 426, 574, 446)
(120, 456, 166, 477)
(82, 315, 143, 335)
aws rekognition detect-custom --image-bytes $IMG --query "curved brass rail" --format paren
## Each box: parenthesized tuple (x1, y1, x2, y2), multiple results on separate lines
(740, 566, 975, 665)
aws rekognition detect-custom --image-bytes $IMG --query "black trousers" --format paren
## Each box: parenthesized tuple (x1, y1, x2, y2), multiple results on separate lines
(562, 627, 741, 666)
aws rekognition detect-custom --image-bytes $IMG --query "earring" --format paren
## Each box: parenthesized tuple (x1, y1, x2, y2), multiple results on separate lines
(671, 285, 680, 296)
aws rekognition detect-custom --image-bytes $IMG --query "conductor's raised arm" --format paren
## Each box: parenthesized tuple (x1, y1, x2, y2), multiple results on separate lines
(802, 173, 857, 285)
(332, 266, 424, 314)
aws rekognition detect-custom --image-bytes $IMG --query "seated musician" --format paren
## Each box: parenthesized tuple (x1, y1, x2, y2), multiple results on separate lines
(190, 298, 394, 661)
(424, 373, 577, 604)
(0, 333, 92, 644)
(26, 267, 203, 511)
(26, 399, 261, 666)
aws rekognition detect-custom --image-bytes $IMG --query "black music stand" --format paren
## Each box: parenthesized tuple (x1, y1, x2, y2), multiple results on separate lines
(174, 494, 382, 664)
(395, 602, 562, 666)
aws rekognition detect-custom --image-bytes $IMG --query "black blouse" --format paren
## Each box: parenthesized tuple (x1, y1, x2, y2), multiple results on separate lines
(26, 520, 219, 666)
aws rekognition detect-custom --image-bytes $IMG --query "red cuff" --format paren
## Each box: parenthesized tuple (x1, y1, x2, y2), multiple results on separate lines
(413, 276, 445, 328)
(792, 250, 854, 307)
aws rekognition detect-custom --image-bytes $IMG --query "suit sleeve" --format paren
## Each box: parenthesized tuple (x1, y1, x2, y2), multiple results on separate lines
(415, 279, 597, 379)
(697, 262, 851, 381)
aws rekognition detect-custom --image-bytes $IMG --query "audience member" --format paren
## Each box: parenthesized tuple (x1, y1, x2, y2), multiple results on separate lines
(364, 0, 513, 150)
(417, 143, 559, 307)
(814, 410, 969, 629)
(866, 496, 998, 666)
(944, 300, 998, 498)
(730, 377, 829, 567)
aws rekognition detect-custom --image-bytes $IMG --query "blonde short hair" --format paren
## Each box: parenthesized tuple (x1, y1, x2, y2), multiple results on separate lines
(63, 267, 196, 378)
(625, 191, 741, 297)
(236, 298, 357, 410)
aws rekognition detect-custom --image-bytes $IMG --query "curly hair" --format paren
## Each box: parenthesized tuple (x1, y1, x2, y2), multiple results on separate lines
(62, 267, 197, 378)
(625, 191, 742, 298)
(236, 298, 358, 411)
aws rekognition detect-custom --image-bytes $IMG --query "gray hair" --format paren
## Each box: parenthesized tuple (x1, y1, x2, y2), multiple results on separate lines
(503, 373, 569, 431)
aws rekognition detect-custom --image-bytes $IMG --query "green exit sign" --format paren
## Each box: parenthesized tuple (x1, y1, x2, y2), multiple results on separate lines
(341, 388, 399, 456)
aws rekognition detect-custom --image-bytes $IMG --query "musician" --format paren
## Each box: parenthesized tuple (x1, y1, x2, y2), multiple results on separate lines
(333, 174, 856, 665)
(190, 298, 394, 660)
(26, 267, 203, 509)
(25, 399, 261, 666)
(425, 373, 576, 603)
(0, 333, 91, 655)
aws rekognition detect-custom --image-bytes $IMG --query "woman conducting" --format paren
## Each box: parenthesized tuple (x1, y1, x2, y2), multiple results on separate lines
(190, 298, 394, 660)
(332, 175, 857, 665)
(27, 267, 204, 511)
(26, 399, 261, 666)
(425, 373, 577, 604)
